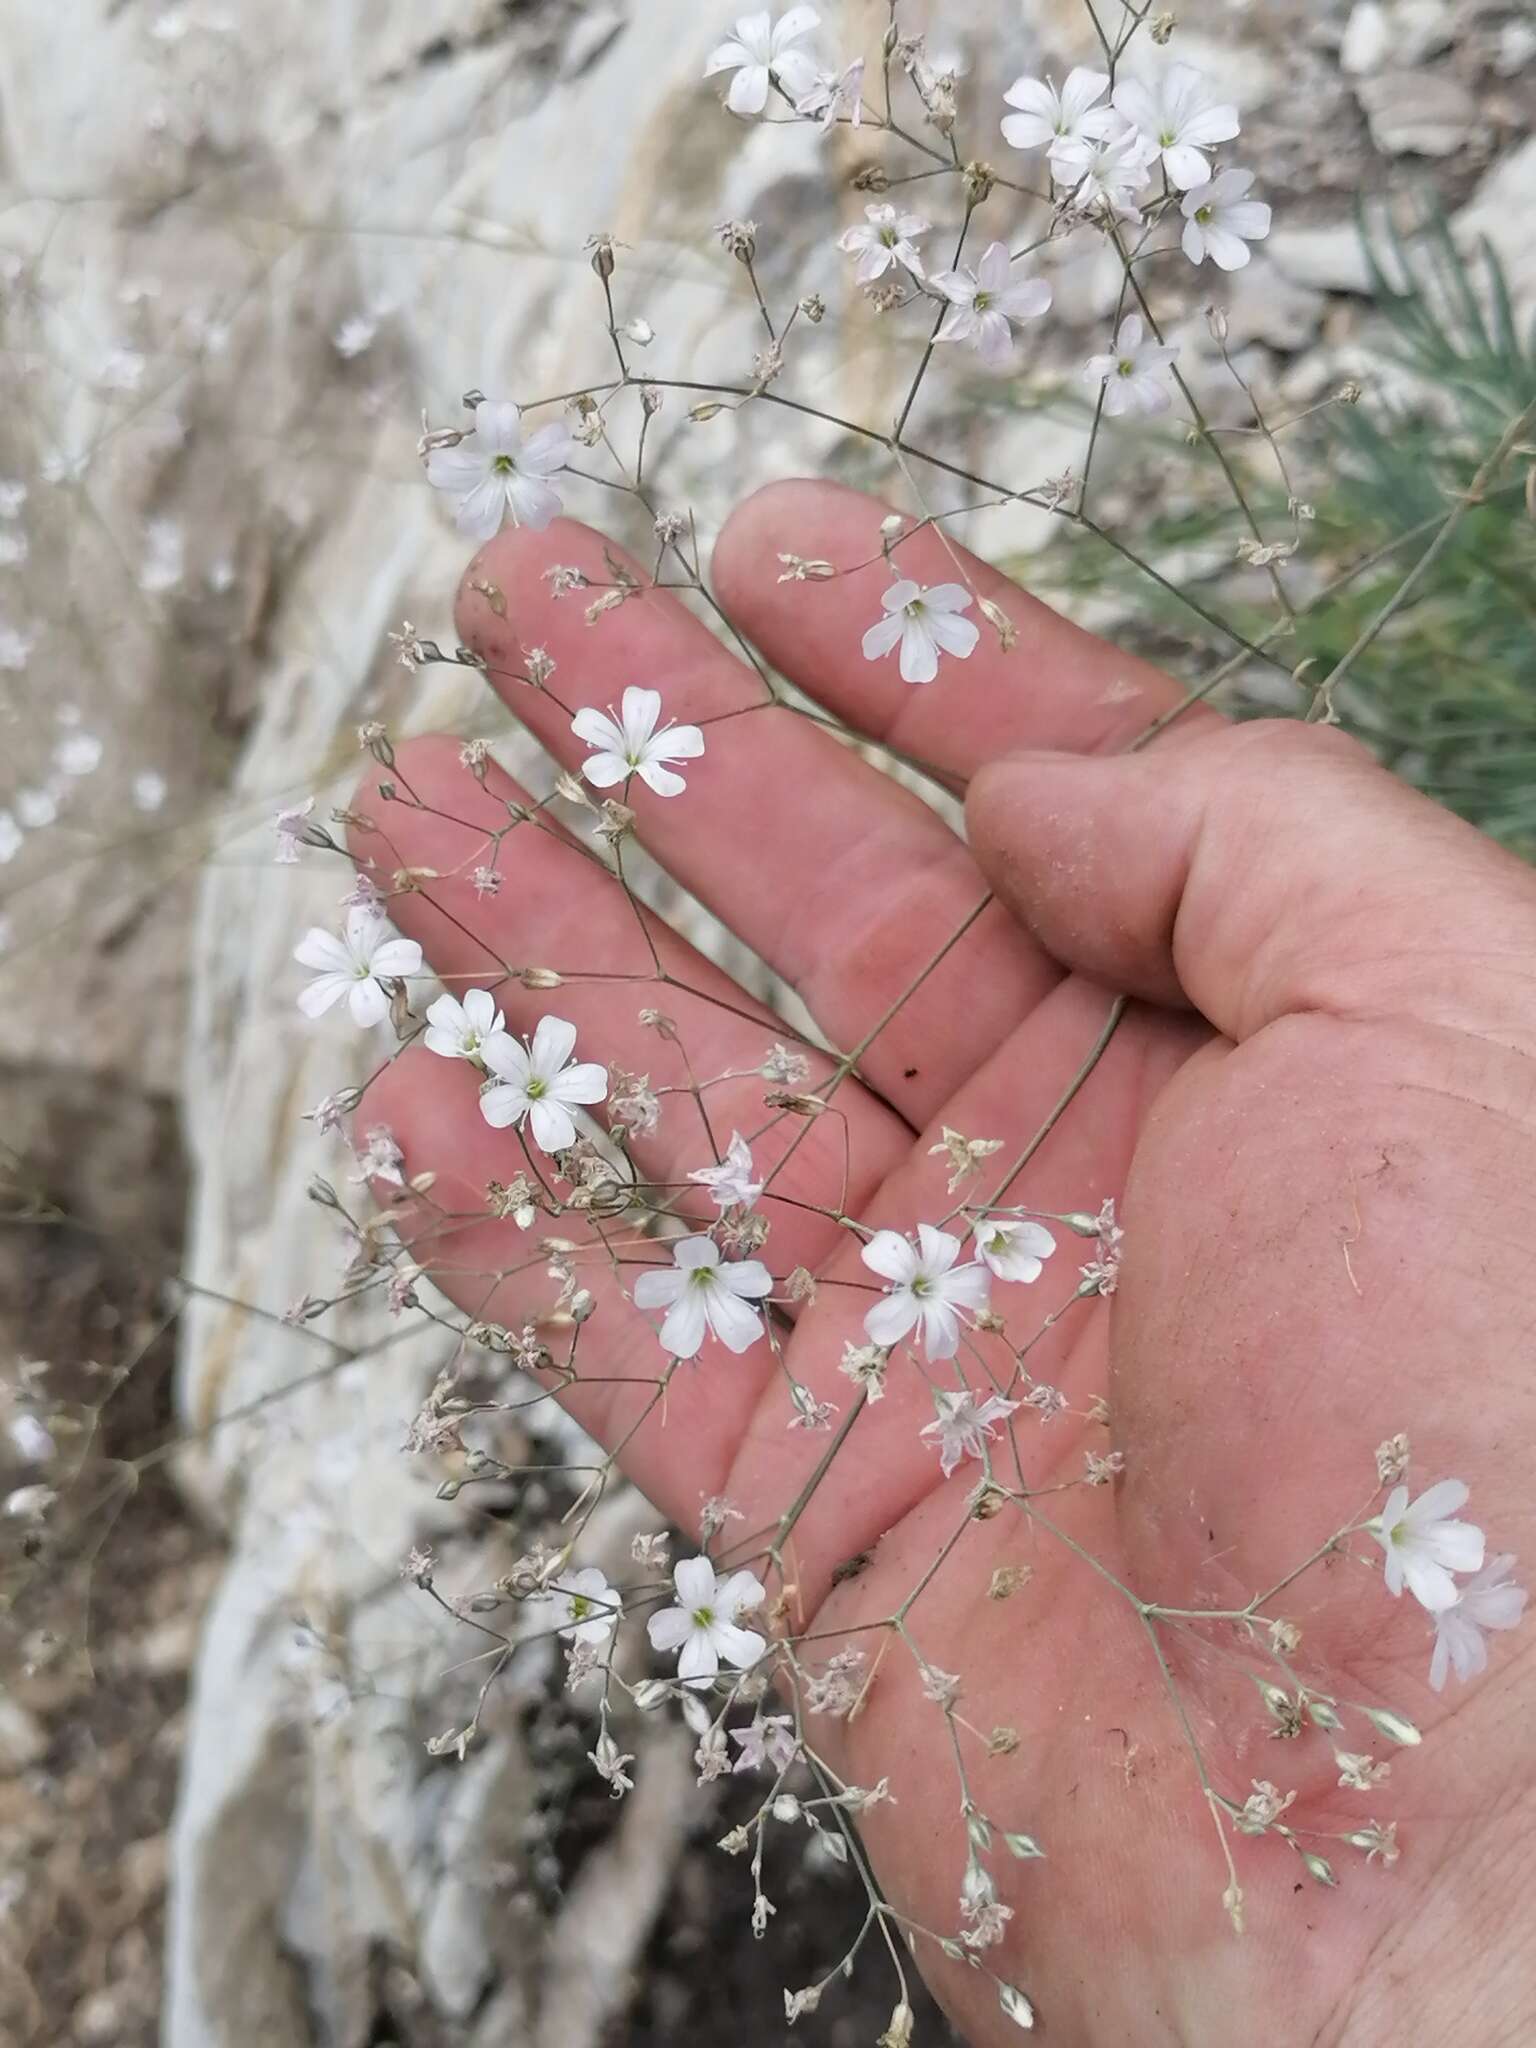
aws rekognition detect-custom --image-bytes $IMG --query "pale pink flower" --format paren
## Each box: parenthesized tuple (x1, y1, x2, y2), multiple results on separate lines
(932, 242, 1052, 367)
(1429, 1555, 1527, 1691)
(796, 57, 863, 129)
(837, 203, 928, 284)
(922, 1388, 1021, 1478)
(687, 1131, 764, 1212)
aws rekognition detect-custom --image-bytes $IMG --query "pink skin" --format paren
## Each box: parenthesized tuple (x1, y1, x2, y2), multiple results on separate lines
(352, 480, 1536, 2046)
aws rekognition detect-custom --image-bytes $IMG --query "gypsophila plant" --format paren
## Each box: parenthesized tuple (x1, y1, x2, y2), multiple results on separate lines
(161, 3, 1533, 2038)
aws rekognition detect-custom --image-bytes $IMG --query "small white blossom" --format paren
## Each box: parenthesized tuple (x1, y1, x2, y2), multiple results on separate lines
(352, 1125, 405, 1186)
(631, 1235, 773, 1358)
(1180, 168, 1271, 271)
(423, 987, 508, 1062)
(1112, 62, 1240, 190)
(647, 1554, 766, 1687)
(687, 1131, 764, 1212)
(704, 8, 821, 117)
(1051, 125, 1159, 217)
(1429, 1554, 1526, 1689)
(1373, 1479, 1485, 1613)
(573, 685, 705, 799)
(837, 203, 929, 284)
(921, 1387, 1021, 1479)
(294, 907, 422, 1027)
(860, 1224, 991, 1360)
(1000, 66, 1115, 154)
(796, 56, 863, 129)
(932, 242, 1052, 367)
(973, 1217, 1057, 1284)
(590, 1727, 636, 1795)
(480, 1015, 608, 1152)
(861, 580, 979, 686)
(1083, 314, 1179, 418)
(960, 1858, 1013, 1948)
(548, 1567, 622, 1646)
(424, 400, 575, 542)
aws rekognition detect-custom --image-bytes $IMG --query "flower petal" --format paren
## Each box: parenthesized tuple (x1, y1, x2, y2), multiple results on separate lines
(659, 1288, 709, 1359)
(673, 1555, 718, 1608)
(860, 1230, 917, 1282)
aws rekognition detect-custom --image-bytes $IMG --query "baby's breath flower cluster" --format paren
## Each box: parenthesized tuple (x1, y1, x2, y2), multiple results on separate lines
(267, 4, 1527, 2035)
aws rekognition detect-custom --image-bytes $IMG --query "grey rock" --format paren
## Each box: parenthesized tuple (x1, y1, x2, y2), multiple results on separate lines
(1357, 67, 1477, 156)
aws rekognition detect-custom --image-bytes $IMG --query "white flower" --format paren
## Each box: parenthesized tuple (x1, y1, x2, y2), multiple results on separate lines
(1083, 314, 1179, 418)
(687, 1131, 764, 1212)
(704, 7, 821, 117)
(548, 1567, 622, 1647)
(572, 685, 705, 799)
(932, 242, 1052, 367)
(1373, 1478, 1485, 1613)
(860, 1225, 991, 1361)
(1429, 1555, 1527, 1691)
(972, 1217, 1057, 1284)
(861, 580, 979, 686)
(1051, 125, 1159, 217)
(423, 987, 508, 1062)
(294, 907, 422, 1027)
(1180, 168, 1272, 271)
(1000, 67, 1115, 154)
(837, 203, 929, 284)
(479, 1015, 609, 1152)
(631, 1235, 773, 1358)
(1112, 62, 1239, 190)
(796, 56, 863, 129)
(647, 1554, 767, 1687)
(425, 400, 575, 542)
(921, 1388, 1021, 1479)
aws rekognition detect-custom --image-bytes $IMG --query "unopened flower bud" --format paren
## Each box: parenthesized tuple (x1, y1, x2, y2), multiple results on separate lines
(623, 316, 654, 346)
(521, 966, 564, 989)
(962, 160, 995, 205)
(587, 233, 616, 280)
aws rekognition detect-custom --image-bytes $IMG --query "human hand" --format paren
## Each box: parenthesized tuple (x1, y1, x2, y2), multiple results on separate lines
(351, 479, 1536, 2047)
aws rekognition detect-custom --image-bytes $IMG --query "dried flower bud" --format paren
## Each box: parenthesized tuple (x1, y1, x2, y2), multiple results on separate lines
(978, 594, 1018, 651)
(852, 162, 890, 192)
(962, 160, 995, 205)
(521, 966, 563, 989)
(524, 646, 557, 687)
(988, 1564, 1031, 1600)
(639, 1007, 678, 1038)
(798, 292, 825, 323)
(357, 720, 393, 764)
(764, 1089, 825, 1116)
(1150, 10, 1176, 41)
(776, 553, 836, 582)
(971, 1483, 1006, 1521)
(715, 218, 758, 264)
(640, 383, 663, 415)
(1336, 379, 1364, 405)
(587, 233, 616, 280)
(1374, 1432, 1410, 1486)
(987, 1725, 1020, 1756)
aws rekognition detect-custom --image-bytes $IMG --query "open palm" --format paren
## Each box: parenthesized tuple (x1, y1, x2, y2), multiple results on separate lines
(354, 479, 1536, 2046)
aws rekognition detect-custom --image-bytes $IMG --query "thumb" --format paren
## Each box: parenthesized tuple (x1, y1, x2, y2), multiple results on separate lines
(966, 721, 1536, 1054)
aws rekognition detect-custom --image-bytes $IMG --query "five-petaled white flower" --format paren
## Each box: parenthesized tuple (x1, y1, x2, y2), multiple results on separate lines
(797, 56, 863, 129)
(1180, 168, 1271, 271)
(294, 907, 422, 1027)
(573, 685, 706, 799)
(632, 1235, 774, 1358)
(1000, 66, 1116, 154)
(861, 1224, 991, 1361)
(549, 1567, 623, 1646)
(647, 1554, 767, 1686)
(480, 1015, 608, 1152)
(704, 8, 821, 117)
(861, 580, 979, 686)
(932, 242, 1053, 368)
(423, 987, 508, 1063)
(731, 1711, 798, 1773)
(1429, 1554, 1527, 1691)
(424, 400, 575, 542)
(1051, 126, 1159, 218)
(837, 203, 929, 284)
(972, 1217, 1057, 1284)
(1373, 1478, 1485, 1613)
(687, 1131, 765, 1212)
(1083, 314, 1179, 418)
(921, 1387, 1021, 1479)
(1112, 63, 1240, 190)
